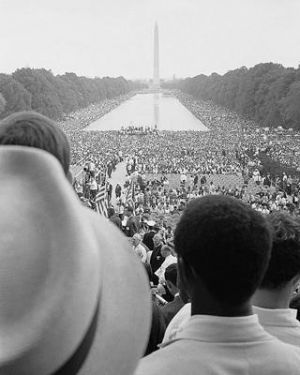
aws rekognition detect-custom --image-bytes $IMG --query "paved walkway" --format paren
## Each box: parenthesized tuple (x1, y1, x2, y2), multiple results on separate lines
(71, 161, 128, 206)
(108, 161, 127, 206)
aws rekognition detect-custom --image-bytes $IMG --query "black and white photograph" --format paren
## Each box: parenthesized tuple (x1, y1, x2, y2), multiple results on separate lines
(1, 0, 300, 374)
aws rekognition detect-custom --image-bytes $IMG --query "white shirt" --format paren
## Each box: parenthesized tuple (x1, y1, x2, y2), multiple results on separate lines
(162, 303, 191, 344)
(90, 179, 98, 191)
(89, 162, 95, 171)
(253, 306, 300, 347)
(146, 250, 152, 265)
(154, 254, 177, 283)
(180, 174, 187, 182)
(136, 314, 300, 375)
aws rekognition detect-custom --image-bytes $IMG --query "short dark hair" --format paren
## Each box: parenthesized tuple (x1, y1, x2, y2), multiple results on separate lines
(260, 212, 300, 289)
(0, 111, 70, 175)
(107, 207, 115, 218)
(174, 195, 271, 305)
(164, 263, 178, 286)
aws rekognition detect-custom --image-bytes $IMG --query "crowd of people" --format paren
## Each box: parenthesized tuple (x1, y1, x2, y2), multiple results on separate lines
(65, 91, 300, 227)
(1, 101, 300, 374)
(119, 125, 158, 135)
(59, 92, 133, 167)
(63, 90, 300, 362)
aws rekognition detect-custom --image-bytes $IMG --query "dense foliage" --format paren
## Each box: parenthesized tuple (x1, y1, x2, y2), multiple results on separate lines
(163, 63, 300, 130)
(0, 68, 145, 119)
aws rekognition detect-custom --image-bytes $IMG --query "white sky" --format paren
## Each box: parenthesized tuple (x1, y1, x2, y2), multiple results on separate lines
(0, 0, 299, 79)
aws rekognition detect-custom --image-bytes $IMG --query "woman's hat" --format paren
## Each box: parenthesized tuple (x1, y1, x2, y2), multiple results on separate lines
(146, 220, 156, 227)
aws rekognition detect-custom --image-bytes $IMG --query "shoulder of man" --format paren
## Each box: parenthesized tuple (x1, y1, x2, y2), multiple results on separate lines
(160, 300, 183, 326)
(135, 338, 300, 375)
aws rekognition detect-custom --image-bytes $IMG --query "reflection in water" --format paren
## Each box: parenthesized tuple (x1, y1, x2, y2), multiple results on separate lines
(153, 93, 160, 130)
(85, 93, 208, 131)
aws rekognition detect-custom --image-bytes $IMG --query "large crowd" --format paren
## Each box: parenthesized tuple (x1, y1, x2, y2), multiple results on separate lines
(67, 91, 300, 226)
(1, 102, 300, 374)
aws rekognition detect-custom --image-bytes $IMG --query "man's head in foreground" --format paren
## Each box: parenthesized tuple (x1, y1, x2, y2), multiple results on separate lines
(174, 195, 272, 316)
(0, 111, 70, 176)
(253, 212, 300, 309)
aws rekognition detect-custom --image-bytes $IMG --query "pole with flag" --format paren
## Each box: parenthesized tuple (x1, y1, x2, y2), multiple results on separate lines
(125, 179, 136, 214)
(95, 184, 108, 217)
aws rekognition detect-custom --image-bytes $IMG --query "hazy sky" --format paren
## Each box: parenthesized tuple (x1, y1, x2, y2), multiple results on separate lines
(1, 0, 299, 80)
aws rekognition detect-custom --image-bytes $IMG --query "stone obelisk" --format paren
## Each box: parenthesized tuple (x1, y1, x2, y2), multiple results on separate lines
(153, 22, 160, 89)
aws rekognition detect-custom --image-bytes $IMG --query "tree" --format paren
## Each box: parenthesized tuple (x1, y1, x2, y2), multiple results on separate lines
(280, 81, 300, 130)
(0, 67, 145, 120)
(13, 68, 63, 119)
(176, 62, 300, 129)
(0, 74, 31, 118)
(0, 92, 6, 115)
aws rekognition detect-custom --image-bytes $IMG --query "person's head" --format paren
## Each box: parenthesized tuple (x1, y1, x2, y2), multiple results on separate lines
(161, 244, 172, 259)
(146, 220, 155, 230)
(153, 234, 162, 248)
(259, 212, 300, 291)
(107, 207, 115, 218)
(164, 263, 178, 296)
(132, 233, 142, 246)
(166, 238, 176, 256)
(127, 207, 134, 216)
(174, 195, 272, 309)
(0, 111, 70, 175)
(153, 223, 161, 232)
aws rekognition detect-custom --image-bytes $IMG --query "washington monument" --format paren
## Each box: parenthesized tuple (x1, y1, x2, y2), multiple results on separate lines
(153, 22, 160, 88)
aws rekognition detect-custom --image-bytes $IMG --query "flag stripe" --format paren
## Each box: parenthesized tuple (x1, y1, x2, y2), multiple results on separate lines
(95, 185, 108, 217)
(125, 180, 136, 215)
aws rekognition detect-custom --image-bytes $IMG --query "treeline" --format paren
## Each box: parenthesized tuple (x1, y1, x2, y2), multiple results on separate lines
(0, 68, 146, 120)
(164, 63, 300, 130)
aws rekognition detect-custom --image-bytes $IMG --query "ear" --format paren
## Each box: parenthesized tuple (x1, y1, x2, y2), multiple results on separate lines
(166, 280, 173, 291)
(177, 256, 197, 298)
(291, 274, 300, 293)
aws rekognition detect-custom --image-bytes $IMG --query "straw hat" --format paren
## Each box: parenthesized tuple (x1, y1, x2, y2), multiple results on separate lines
(0, 146, 151, 375)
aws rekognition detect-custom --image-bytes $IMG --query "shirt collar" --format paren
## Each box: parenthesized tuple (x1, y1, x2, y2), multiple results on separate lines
(165, 254, 176, 262)
(253, 306, 300, 327)
(165, 314, 274, 345)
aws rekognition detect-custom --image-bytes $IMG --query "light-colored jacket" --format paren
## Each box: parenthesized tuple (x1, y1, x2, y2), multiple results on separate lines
(135, 314, 300, 375)
(253, 306, 300, 347)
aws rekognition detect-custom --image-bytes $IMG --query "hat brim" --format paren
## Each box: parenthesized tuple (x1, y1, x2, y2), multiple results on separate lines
(146, 221, 156, 227)
(78, 210, 152, 375)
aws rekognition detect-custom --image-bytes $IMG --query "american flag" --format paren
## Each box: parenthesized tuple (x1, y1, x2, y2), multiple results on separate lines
(126, 180, 136, 214)
(126, 197, 135, 213)
(95, 185, 108, 217)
